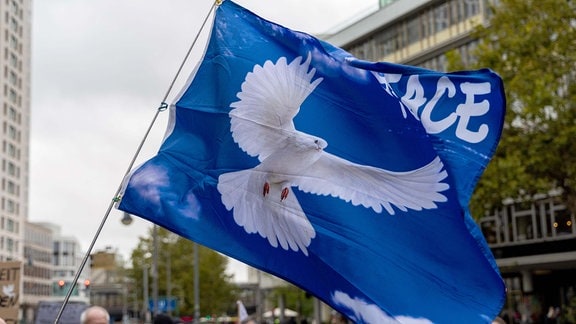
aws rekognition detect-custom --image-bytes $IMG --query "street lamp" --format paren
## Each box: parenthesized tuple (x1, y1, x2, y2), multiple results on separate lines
(121, 212, 133, 225)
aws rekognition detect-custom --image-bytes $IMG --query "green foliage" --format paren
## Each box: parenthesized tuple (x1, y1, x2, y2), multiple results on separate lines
(129, 227, 238, 317)
(467, 0, 576, 216)
(267, 284, 314, 318)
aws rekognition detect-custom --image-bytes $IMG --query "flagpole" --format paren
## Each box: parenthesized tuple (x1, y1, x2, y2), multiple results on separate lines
(52, 3, 220, 324)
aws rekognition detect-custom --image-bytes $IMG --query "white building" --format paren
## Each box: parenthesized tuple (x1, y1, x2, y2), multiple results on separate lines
(0, 0, 32, 263)
(36, 222, 90, 303)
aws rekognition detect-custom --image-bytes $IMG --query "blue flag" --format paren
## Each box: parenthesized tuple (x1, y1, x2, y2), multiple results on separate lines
(118, 1, 506, 322)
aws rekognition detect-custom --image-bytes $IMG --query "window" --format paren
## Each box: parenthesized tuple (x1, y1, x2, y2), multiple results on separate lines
(7, 162, 16, 176)
(434, 2, 450, 32)
(6, 199, 15, 213)
(464, 0, 480, 18)
(406, 16, 421, 45)
(376, 28, 397, 57)
(7, 238, 13, 252)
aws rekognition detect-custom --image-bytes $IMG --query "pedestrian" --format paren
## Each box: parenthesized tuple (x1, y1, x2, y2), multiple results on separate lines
(80, 306, 110, 324)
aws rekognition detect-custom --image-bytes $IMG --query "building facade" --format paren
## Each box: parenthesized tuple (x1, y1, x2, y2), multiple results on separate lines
(324, 0, 572, 321)
(89, 247, 128, 322)
(21, 221, 53, 323)
(324, 0, 488, 70)
(36, 222, 90, 303)
(0, 0, 31, 263)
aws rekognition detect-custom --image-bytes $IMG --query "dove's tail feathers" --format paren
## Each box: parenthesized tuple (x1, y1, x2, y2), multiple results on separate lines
(217, 169, 316, 256)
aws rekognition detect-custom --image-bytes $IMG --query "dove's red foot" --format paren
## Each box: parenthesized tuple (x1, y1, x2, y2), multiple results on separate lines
(263, 182, 270, 197)
(281, 187, 289, 201)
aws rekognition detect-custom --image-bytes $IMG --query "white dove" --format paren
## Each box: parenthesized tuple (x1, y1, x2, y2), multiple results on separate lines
(2, 284, 15, 297)
(217, 54, 449, 256)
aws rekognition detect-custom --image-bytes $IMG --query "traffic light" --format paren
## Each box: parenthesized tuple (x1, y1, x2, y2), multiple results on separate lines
(58, 280, 65, 289)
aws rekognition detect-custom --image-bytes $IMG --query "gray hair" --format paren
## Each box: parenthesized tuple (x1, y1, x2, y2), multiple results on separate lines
(80, 306, 110, 324)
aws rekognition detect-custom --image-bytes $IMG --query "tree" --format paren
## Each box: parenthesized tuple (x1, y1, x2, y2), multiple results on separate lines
(129, 226, 238, 318)
(466, 0, 576, 216)
(267, 284, 314, 320)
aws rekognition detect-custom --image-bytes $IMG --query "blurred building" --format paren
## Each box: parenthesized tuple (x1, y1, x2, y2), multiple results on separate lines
(21, 221, 53, 323)
(0, 0, 32, 262)
(323, 0, 486, 70)
(89, 247, 129, 322)
(36, 222, 90, 302)
(479, 195, 576, 320)
(0, 0, 34, 319)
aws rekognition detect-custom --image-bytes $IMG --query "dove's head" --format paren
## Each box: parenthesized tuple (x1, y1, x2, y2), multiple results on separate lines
(314, 138, 327, 151)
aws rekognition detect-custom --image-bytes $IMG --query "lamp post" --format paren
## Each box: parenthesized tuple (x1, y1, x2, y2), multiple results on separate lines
(161, 237, 173, 317)
(143, 264, 150, 324)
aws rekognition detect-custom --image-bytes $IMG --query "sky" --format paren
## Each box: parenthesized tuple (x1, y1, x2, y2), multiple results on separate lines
(30, 0, 377, 282)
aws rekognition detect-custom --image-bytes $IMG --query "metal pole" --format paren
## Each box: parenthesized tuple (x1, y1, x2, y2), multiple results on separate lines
(167, 246, 172, 317)
(314, 297, 322, 324)
(122, 282, 129, 324)
(153, 225, 159, 318)
(193, 243, 200, 324)
(143, 265, 150, 324)
(256, 270, 262, 323)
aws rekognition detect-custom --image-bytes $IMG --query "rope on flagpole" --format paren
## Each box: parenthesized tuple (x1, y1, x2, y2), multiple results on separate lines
(53, 2, 220, 323)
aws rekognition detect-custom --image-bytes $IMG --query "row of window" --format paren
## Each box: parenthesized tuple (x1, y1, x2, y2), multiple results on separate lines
(24, 247, 52, 263)
(4, 104, 21, 124)
(5, 0, 24, 21)
(418, 40, 478, 71)
(53, 269, 76, 278)
(4, 16, 23, 41)
(24, 230, 52, 247)
(5, 67, 21, 89)
(24, 264, 51, 279)
(3, 84, 22, 106)
(0, 236, 19, 253)
(1, 196, 20, 214)
(2, 122, 21, 144)
(4, 48, 23, 73)
(23, 282, 51, 296)
(3, 140, 21, 160)
(480, 198, 574, 246)
(348, 0, 485, 62)
(2, 159, 21, 178)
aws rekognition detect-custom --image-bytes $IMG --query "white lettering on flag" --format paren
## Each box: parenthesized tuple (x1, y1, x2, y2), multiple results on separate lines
(372, 72, 491, 144)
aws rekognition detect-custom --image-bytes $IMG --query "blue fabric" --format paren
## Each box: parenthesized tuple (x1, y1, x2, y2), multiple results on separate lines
(119, 1, 506, 322)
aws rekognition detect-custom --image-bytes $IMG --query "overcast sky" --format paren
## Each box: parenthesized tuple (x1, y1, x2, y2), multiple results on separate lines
(30, 0, 377, 282)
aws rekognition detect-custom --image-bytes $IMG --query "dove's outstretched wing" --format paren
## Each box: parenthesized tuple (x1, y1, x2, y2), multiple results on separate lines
(229, 55, 323, 161)
(295, 154, 450, 215)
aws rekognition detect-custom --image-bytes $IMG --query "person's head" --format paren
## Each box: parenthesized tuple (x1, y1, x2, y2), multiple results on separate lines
(492, 316, 506, 324)
(153, 314, 174, 324)
(80, 306, 110, 324)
